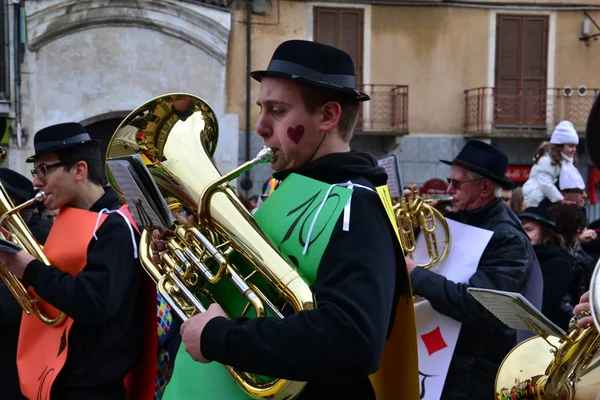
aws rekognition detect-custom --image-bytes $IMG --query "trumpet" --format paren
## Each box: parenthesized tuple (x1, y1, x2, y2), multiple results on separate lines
(0, 187, 66, 326)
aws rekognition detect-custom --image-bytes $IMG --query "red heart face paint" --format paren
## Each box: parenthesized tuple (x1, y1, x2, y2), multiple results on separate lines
(287, 125, 305, 144)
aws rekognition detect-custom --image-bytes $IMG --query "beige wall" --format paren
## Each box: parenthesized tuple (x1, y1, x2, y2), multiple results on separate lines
(227, 1, 308, 129)
(226, 1, 600, 135)
(555, 10, 600, 88)
(370, 6, 489, 133)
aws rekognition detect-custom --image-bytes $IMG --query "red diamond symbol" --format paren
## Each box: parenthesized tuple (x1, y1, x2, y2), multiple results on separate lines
(420, 326, 448, 356)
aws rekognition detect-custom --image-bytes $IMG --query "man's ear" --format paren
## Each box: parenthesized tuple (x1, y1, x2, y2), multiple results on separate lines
(320, 101, 342, 133)
(481, 179, 495, 197)
(73, 161, 89, 182)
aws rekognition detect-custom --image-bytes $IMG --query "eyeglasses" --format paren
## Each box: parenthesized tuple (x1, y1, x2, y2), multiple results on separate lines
(446, 177, 483, 189)
(30, 162, 72, 179)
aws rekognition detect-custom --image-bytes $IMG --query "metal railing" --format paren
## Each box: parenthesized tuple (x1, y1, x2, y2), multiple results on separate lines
(356, 84, 409, 133)
(464, 87, 599, 135)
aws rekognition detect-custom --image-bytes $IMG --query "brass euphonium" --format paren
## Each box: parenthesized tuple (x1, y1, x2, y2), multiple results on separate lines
(0, 186, 66, 326)
(393, 187, 450, 269)
(105, 93, 314, 400)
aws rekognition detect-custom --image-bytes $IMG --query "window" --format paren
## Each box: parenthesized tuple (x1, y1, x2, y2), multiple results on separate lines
(495, 15, 548, 127)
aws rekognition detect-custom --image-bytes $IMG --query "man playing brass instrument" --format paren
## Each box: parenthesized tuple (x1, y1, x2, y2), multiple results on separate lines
(0, 123, 156, 400)
(405, 140, 536, 399)
(158, 40, 419, 399)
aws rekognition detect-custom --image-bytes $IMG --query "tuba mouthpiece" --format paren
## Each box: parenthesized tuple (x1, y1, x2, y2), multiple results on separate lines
(34, 191, 46, 202)
(256, 147, 275, 164)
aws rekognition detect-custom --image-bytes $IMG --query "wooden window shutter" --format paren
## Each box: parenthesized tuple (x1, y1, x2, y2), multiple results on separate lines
(314, 7, 364, 86)
(521, 17, 548, 93)
(495, 16, 521, 94)
(314, 8, 337, 47)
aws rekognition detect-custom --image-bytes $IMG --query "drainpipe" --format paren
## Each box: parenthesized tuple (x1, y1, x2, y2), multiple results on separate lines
(240, 0, 253, 196)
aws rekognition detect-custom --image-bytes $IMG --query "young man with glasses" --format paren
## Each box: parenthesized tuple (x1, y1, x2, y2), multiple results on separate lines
(405, 140, 537, 399)
(0, 122, 156, 400)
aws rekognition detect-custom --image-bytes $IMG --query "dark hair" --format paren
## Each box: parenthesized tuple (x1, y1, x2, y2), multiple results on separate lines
(56, 142, 107, 186)
(296, 82, 360, 142)
(548, 203, 587, 244)
(521, 217, 565, 248)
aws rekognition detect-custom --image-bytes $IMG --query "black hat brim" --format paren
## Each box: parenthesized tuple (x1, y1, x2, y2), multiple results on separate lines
(26, 139, 100, 163)
(250, 70, 371, 102)
(440, 159, 515, 190)
(519, 211, 556, 229)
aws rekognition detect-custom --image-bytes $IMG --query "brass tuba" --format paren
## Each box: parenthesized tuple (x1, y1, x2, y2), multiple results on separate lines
(393, 187, 451, 269)
(0, 186, 66, 326)
(105, 93, 314, 400)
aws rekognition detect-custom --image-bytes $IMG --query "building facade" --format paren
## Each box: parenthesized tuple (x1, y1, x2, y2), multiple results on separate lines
(1, 0, 599, 211)
(5, 0, 239, 179)
(226, 0, 600, 204)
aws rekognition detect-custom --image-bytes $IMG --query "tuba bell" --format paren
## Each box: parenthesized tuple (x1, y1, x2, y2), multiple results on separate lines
(393, 186, 451, 269)
(0, 186, 66, 326)
(105, 93, 314, 400)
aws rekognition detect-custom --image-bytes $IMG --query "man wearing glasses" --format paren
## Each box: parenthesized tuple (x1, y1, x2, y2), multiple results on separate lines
(0, 122, 156, 400)
(405, 140, 536, 400)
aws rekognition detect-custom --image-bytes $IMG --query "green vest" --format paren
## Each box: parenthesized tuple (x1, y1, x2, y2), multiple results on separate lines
(162, 174, 353, 399)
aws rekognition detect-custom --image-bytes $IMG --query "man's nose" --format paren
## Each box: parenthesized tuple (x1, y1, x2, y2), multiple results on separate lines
(256, 116, 271, 140)
(32, 175, 44, 188)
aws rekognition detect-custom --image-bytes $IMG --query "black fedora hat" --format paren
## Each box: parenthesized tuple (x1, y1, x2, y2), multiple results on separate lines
(586, 94, 600, 168)
(440, 140, 514, 189)
(26, 122, 98, 163)
(250, 40, 370, 102)
(519, 206, 557, 230)
(0, 168, 35, 201)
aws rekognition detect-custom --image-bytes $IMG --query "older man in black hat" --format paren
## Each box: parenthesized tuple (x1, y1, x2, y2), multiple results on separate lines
(406, 140, 537, 399)
(0, 122, 156, 400)
(164, 39, 418, 400)
(0, 167, 54, 400)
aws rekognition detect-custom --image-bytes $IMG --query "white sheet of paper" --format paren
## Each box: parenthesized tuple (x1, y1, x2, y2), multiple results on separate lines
(413, 218, 494, 400)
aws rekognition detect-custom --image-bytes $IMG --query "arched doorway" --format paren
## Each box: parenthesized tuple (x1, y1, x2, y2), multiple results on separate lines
(84, 118, 124, 158)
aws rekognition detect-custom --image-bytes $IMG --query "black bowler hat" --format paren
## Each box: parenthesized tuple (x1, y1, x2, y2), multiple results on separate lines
(0, 168, 35, 201)
(520, 207, 557, 230)
(26, 122, 98, 163)
(586, 94, 600, 169)
(440, 140, 514, 190)
(250, 40, 370, 102)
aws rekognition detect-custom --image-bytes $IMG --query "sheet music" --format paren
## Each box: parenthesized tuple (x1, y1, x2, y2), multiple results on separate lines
(107, 156, 172, 229)
(467, 287, 566, 339)
(377, 155, 403, 198)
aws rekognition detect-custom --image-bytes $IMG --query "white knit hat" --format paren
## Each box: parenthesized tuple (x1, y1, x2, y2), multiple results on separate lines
(550, 120, 579, 145)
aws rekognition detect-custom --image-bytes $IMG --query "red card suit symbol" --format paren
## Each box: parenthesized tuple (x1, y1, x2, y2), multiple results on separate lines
(420, 326, 448, 356)
(287, 125, 305, 144)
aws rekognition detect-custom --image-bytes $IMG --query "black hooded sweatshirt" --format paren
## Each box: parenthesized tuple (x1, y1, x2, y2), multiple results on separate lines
(201, 151, 409, 400)
(17, 187, 143, 400)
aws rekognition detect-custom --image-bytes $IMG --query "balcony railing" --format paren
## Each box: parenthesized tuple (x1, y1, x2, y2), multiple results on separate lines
(356, 84, 409, 134)
(464, 87, 599, 135)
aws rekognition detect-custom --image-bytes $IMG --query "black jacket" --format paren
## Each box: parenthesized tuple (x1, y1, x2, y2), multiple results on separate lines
(20, 187, 143, 400)
(0, 209, 53, 400)
(410, 199, 534, 400)
(535, 244, 574, 331)
(201, 151, 408, 399)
